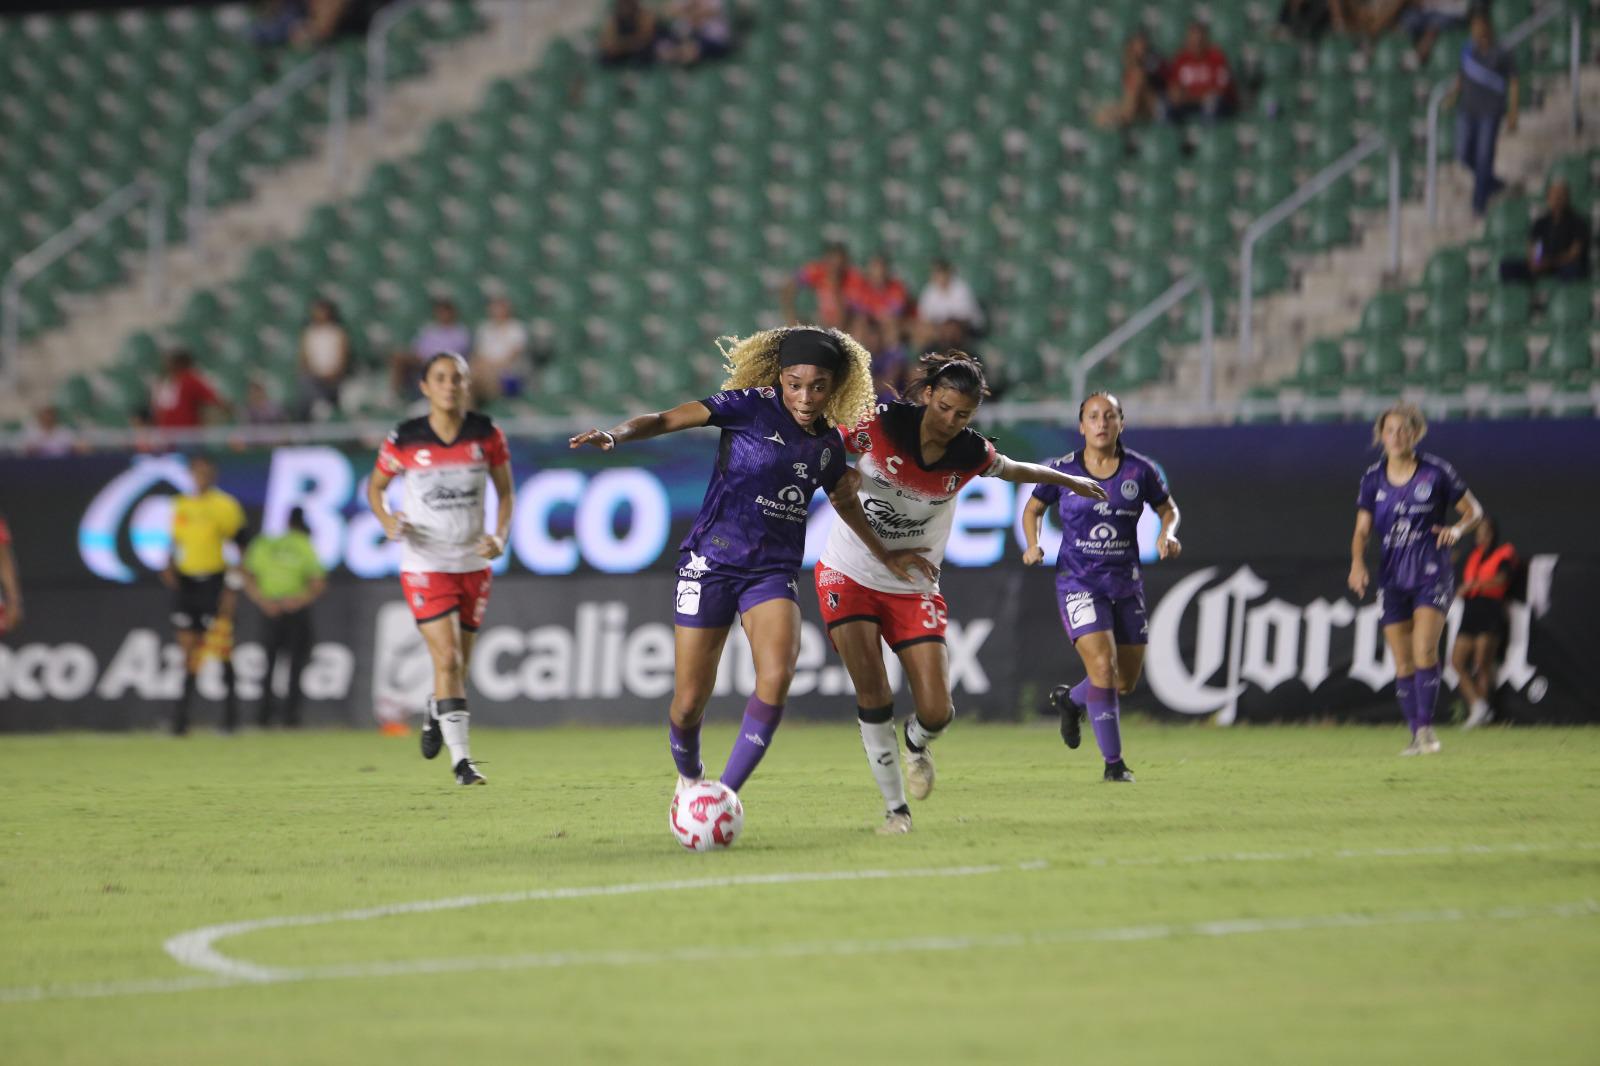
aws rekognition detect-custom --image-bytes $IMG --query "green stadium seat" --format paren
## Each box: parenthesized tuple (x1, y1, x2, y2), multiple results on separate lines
(1536, 331, 1594, 381)
(1298, 338, 1344, 384)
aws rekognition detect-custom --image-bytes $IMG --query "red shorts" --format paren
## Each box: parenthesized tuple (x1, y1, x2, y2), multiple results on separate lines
(815, 564, 948, 651)
(399, 569, 492, 631)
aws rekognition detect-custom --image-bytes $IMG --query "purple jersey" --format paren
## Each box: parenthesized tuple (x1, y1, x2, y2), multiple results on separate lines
(1031, 447, 1170, 600)
(681, 388, 846, 572)
(1357, 451, 1468, 591)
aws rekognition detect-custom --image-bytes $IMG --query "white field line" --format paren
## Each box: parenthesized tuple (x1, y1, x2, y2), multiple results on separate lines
(5, 898, 1595, 1005)
(1, 841, 1593, 1005)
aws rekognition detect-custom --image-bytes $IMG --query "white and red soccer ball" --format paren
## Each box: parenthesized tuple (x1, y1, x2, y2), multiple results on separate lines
(670, 780, 744, 852)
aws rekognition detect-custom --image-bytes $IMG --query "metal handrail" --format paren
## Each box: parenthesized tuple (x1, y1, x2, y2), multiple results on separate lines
(187, 50, 348, 253)
(367, 0, 433, 133)
(1425, 3, 1580, 227)
(1073, 274, 1216, 408)
(1238, 134, 1399, 366)
(1, 181, 166, 385)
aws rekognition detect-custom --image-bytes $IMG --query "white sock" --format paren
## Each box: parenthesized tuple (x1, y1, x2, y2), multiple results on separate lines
(905, 712, 947, 753)
(439, 708, 471, 763)
(1471, 699, 1489, 717)
(858, 707, 907, 813)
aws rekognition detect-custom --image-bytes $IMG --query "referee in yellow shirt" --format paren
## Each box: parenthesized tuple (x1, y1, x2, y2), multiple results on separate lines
(161, 453, 246, 735)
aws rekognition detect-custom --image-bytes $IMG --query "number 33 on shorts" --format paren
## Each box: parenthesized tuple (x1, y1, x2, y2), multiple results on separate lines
(920, 595, 947, 630)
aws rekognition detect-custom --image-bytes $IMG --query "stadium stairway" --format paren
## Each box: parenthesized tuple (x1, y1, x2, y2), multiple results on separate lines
(2, 0, 605, 424)
(1146, 62, 1600, 416)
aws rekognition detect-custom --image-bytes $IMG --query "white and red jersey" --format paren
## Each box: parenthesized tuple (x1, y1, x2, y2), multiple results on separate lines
(376, 412, 510, 574)
(821, 401, 1001, 595)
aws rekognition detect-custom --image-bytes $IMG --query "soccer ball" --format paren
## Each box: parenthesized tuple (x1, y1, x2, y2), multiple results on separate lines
(669, 780, 744, 852)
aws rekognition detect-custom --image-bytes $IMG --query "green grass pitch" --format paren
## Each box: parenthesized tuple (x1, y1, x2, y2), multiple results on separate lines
(2, 721, 1597, 1065)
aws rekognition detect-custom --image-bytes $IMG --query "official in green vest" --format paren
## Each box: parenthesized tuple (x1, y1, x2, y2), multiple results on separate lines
(242, 508, 327, 726)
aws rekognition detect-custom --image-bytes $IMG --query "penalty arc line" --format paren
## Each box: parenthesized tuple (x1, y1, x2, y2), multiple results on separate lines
(4, 898, 1596, 1004)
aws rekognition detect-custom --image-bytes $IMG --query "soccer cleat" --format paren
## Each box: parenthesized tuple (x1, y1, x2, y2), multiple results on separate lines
(1462, 702, 1493, 730)
(419, 696, 443, 760)
(904, 747, 936, 801)
(1102, 760, 1136, 783)
(1399, 735, 1424, 756)
(1050, 684, 1083, 749)
(675, 773, 704, 796)
(454, 758, 486, 786)
(876, 806, 913, 835)
(1417, 726, 1442, 755)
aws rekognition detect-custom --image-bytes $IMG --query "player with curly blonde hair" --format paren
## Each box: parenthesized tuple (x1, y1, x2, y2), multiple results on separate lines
(571, 327, 934, 801)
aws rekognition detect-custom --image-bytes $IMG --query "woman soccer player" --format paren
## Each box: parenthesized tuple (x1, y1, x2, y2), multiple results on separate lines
(368, 351, 514, 786)
(570, 327, 934, 800)
(1452, 513, 1517, 730)
(1348, 403, 1482, 755)
(1021, 392, 1181, 783)
(818, 352, 1107, 833)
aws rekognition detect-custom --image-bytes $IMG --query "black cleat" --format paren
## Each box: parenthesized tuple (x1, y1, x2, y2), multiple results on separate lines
(454, 758, 486, 786)
(1102, 759, 1136, 783)
(1050, 685, 1083, 749)
(420, 697, 443, 760)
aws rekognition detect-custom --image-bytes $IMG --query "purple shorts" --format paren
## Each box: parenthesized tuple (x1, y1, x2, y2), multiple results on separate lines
(674, 554, 799, 628)
(1379, 577, 1454, 627)
(1055, 576, 1149, 645)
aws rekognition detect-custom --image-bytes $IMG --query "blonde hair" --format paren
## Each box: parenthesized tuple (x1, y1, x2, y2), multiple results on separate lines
(715, 325, 876, 429)
(1372, 402, 1427, 447)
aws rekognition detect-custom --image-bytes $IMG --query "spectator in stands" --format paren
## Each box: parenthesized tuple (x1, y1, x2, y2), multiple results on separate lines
(249, 0, 308, 47)
(1500, 180, 1591, 282)
(1391, 1, 1470, 63)
(151, 349, 230, 429)
(1449, 10, 1518, 217)
(845, 253, 912, 335)
(854, 317, 911, 404)
(297, 298, 351, 420)
(1162, 21, 1237, 124)
(290, 0, 357, 47)
(914, 258, 986, 350)
(391, 297, 471, 400)
(243, 378, 286, 425)
(781, 242, 862, 329)
(472, 296, 530, 401)
(1094, 30, 1164, 129)
(1278, 0, 1337, 40)
(19, 405, 75, 457)
(657, 0, 732, 66)
(598, 0, 659, 66)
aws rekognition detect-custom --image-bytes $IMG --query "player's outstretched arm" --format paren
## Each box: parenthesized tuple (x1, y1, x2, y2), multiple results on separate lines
(1348, 508, 1374, 599)
(1020, 496, 1049, 566)
(991, 455, 1108, 500)
(569, 400, 712, 450)
(828, 467, 938, 583)
(1156, 497, 1182, 560)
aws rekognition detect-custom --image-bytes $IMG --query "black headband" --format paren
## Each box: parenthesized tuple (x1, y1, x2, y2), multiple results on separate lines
(777, 329, 846, 374)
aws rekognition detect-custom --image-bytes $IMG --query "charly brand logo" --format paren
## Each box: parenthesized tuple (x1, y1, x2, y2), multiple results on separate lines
(1145, 560, 1558, 723)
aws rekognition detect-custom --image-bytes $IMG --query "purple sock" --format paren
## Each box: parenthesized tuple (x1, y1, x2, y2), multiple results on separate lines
(1394, 675, 1417, 735)
(1069, 678, 1092, 708)
(720, 696, 783, 793)
(1412, 666, 1439, 729)
(669, 720, 703, 779)
(1084, 684, 1121, 763)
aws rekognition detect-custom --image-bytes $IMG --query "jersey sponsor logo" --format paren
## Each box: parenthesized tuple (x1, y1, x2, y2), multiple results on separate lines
(816, 566, 847, 587)
(1144, 560, 1559, 723)
(862, 497, 936, 538)
(765, 430, 786, 445)
(421, 484, 482, 510)
(1089, 522, 1118, 541)
(675, 580, 702, 616)
(1064, 591, 1098, 629)
(1120, 479, 1140, 501)
(777, 485, 807, 505)
(679, 552, 710, 579)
